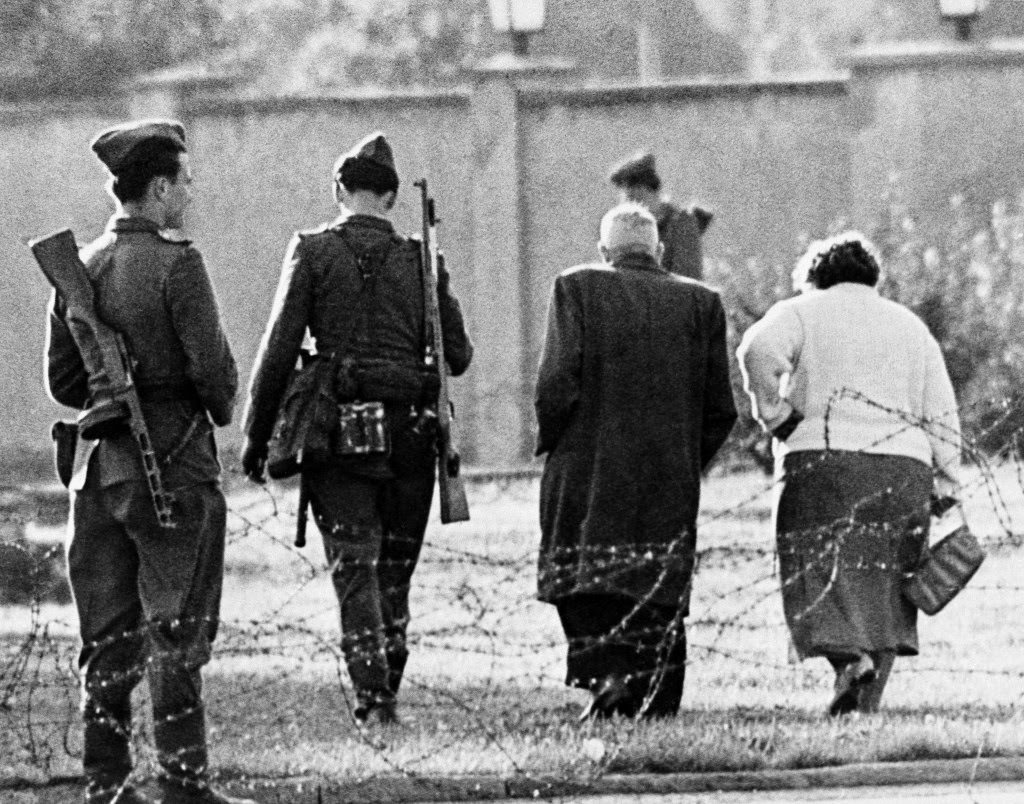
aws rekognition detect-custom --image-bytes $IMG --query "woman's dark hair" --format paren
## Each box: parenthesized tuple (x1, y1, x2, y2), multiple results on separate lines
(801, 234, 881, 289)
(110, 136, 186, 203)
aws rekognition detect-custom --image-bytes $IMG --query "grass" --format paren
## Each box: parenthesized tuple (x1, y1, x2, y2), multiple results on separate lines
(3, 465, 1024, 792)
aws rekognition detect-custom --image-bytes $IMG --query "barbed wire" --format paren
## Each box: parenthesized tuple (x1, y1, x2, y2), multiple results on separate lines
(2, 393, 1024, 799)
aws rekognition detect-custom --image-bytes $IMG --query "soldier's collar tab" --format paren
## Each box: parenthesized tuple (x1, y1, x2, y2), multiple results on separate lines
(109, 215, 191, 244)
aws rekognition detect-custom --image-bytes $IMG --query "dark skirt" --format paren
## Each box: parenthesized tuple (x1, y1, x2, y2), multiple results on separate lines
(555, 593, 687, 717)
(776, 451, 931, 659)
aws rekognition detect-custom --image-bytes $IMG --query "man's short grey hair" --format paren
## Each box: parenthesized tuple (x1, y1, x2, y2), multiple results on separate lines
(600, 202, 659, 256)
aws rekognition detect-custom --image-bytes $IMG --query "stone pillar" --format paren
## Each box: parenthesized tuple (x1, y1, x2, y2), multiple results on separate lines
(466, 54, 574, 468)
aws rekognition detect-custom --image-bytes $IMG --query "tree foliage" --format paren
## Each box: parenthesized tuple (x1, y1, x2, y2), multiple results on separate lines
(0, 0, 227, 97)
(0, 0, 480, 97)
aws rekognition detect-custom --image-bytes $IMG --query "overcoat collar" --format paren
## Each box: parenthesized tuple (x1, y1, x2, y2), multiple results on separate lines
(611, 252, 665, 274)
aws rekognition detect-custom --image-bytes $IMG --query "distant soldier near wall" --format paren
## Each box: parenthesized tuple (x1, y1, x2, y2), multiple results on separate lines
(43, 120, 251, 803)
(609, 151, 713, 281)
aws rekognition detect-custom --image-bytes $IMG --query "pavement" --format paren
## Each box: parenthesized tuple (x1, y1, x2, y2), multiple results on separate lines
(5, 758, 1024, 803)
(454, 780, 1024, 803)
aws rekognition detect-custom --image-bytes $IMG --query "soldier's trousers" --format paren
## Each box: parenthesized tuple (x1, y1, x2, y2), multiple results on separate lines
(68, 476, 226, 789)
(306, 462, 434, 708)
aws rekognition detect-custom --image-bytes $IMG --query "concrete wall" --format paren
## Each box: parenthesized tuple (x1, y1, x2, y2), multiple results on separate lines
(6, 40, 1024, 471)
(850, 41, 1024, 226)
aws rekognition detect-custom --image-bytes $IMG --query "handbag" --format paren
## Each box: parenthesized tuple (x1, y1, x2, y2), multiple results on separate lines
(266, 353, 338, 479)
(903, 504, 985, 615)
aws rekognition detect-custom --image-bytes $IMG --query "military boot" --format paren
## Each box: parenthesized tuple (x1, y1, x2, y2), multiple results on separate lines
(83, 699, 142, 804)
(154, 703, 257, 803)
(157, 779, 258, 804)
(85, 780, 156, 804)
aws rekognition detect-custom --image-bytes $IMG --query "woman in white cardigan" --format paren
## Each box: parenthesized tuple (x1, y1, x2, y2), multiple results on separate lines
(737, 232, 961, 716)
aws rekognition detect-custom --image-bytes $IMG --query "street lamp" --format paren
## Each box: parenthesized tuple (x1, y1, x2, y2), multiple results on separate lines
(939, 0, 989, 42)
(487, 0, 546, 57)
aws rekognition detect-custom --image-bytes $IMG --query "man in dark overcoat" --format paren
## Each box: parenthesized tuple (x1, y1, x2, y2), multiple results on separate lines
(535, 202, 736, 720)
(241, 132, 472, 725)
(609, 151, 713, 280)
(45, 121, 251, 803)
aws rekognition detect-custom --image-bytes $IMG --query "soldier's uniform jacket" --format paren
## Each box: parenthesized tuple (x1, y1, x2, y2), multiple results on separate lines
(242, 213, 473, 450)
(652, 199, 710, 281)
(45, 215, 238, 490)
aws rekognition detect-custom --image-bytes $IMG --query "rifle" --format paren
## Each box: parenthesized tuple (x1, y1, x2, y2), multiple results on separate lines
(414, 179, 470, 523)
(294, 472, 310, 548)
(30, 229, 175, 529)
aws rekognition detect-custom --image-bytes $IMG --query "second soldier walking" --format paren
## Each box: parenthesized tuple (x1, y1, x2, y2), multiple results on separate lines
(241, 133, 472, 725)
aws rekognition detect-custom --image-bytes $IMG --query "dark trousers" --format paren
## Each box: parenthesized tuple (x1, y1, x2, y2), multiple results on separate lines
(556, 593, 687, 718)
(68, 477, 226, 789)
(306, 458, 434, 707)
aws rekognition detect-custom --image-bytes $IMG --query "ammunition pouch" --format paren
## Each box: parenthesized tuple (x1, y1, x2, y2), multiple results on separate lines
(51, 420, 79, 488)
(335, 401, 389, 456)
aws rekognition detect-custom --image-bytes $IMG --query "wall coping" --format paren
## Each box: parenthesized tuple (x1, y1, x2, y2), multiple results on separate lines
(518, 73, 849, 108)
(0, 97, 133, 122)
(852, 37, 1024, 71)
(186, 86, 471, 117)
(134, 64, 246, 91)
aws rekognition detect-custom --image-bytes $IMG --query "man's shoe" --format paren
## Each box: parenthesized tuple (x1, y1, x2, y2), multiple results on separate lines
(85, 782, 156, 803)
(578, 675, 634, 722)
(158, 780, 258, 804)
(827, 654, 876, 717)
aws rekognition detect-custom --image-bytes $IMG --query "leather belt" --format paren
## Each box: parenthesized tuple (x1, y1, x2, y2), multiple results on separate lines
(137, 383, 203, 411)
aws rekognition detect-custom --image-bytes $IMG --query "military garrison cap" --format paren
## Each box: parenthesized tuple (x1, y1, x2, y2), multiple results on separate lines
(334, 131, 399, 193)
(609, 151, 661, 190)
(90, 119, 187, 174)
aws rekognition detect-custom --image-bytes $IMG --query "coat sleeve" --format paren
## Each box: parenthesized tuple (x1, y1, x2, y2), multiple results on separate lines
(241, 234, 315, 446)
(736, 302, 803, 433)
(166, 247, 238, 427)
(44, 290, 89, 410)
(700, 293, 738, 469)
(436, 252, 473, 376)
(534, 275, 583, 456)
(922, 333, 962, 495)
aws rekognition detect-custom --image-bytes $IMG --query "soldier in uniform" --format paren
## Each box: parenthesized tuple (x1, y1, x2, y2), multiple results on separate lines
(45, 120, 253, 804)
(609, 151, 713, 281)
(240, 132, 472, 725)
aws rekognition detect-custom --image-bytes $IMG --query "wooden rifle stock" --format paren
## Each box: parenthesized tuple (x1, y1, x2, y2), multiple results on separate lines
(414, 180, 470, 524)
(30, 229, 176, 528)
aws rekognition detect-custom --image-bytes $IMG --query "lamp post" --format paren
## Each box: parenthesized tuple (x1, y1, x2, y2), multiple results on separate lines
(487, 0, 546, 57)
(939, 0, 988, 42)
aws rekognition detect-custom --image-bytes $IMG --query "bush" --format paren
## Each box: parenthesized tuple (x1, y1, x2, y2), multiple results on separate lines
(708, 187, 1024, 469)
